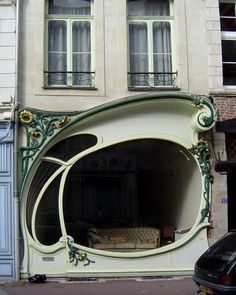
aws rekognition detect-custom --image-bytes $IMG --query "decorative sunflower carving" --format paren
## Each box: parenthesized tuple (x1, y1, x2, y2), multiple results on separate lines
(19, 110, 33, 125)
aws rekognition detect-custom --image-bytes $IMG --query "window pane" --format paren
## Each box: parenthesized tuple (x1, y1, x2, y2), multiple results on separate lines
(196, 232, 236, 273)
(48, 21, 67, 52)
(153, 55, 172, 85)
(223, 64, 236, 85)
(220, 3, 236, 17)
(48, 21, 67, 85)
(153, 22, 171, 54)
(26, 161, 61, 243)
(129, 23, 148, 75)
(129, 23, 148, 54)
(35, 173, 62, 246)
(73, 22, 91, 53)
(220, 3, 236, 31)
(222, 40, 236, 62)
(45, 134, 98, 161)
(128, 0, 170, 16)
(73, 22, 91, 85)
(220, 18, 236, 31)
(130, 54, 148, 72)
(153, 22, 172, 85)
(48, 0, 91, 15)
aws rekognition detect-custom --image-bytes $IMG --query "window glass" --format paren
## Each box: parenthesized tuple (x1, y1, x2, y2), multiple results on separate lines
(197, 232, 236, 273)
(220, 3, 235, 17)
(153, 22, 171, 54)
(222, 40, 236, 62)
(73, 21, 91, 85)
(128, 0, 170, 16)
(35, 173, 62, 245)
(48, 0, 91, 15)
(129, 22, 148, 73)
(129, 23, 148, 86)
(223, 64, 236, 85)
(153, 22, 172, 85)
(48, 21, 67, 85)
(220, 3, 236, 31)
(26, 161, 61, 237)
(221, 18, 236, 31)
(62, 139, 199, 250)
(45, 134, 98, 161)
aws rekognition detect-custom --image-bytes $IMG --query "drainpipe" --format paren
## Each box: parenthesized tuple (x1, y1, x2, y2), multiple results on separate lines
(13, 0, 21, 281)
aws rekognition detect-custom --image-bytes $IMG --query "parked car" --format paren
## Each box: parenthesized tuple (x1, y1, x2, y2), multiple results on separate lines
(193, 230, 236, 295)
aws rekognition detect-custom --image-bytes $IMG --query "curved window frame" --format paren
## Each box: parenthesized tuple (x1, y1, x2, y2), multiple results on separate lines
(27, 133, 205, 259)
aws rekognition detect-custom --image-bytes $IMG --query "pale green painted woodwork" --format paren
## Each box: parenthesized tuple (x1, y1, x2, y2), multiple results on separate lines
(19, 92, 217, 278)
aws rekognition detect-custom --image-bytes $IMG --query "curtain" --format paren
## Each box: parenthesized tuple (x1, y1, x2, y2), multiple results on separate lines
(153, 22, 172, 85)
(128, 0, 170, 17)
(48, 21, 67, 85)
(49, 0, 91, 15)
(129, 23, 148, 73)
(48, 21, 91, 87)
(73, 21, 91, 86)
(128, 0, 172, 86)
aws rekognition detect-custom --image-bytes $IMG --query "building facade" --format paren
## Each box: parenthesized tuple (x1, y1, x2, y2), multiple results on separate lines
(1, 0, 236, 280)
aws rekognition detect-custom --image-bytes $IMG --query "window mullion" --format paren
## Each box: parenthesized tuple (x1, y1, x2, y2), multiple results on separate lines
(149, 21, 154, 73)
(91, 20, 95, 72)
(148, 20, 154, 87)
(45, 19, 49, 77)
(67, 19, 72, 86)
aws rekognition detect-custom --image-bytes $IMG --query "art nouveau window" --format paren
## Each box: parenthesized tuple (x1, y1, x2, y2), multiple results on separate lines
(128, 0, 177, 88)
(44, 0, 95, 88)
(26, 135, 200, 250)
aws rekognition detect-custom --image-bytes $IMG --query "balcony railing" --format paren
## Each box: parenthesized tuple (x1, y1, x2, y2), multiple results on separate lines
(128, 72, 178, 88)
(44, 71, 95, 88)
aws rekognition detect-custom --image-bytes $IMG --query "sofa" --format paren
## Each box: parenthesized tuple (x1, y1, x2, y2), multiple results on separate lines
(88, 227, 161, 251)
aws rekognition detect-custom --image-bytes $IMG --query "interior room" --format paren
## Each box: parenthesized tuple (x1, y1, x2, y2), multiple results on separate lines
(27, 136, 202, 251)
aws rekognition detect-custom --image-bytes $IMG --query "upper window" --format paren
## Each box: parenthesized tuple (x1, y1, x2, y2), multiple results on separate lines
(127, 0, 177, 89)
(45, 0, 95, 88)
(220, 1, 236, 86)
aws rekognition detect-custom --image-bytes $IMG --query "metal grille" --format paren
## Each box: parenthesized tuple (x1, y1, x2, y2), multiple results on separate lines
(128, 72, 178, 88)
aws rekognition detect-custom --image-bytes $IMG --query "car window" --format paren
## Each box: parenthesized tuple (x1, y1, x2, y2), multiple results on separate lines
(197, 232, 236, 272)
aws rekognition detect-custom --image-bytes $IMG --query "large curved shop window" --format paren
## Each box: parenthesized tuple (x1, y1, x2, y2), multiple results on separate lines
(27, 137, 202, 251)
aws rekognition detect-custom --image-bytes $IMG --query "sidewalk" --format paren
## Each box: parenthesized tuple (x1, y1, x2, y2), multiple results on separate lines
(0, 276, 199, 295)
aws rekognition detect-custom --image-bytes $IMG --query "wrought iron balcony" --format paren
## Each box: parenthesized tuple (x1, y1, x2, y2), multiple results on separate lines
(128, 71, 178, 88)
(44, 71, 95, 88)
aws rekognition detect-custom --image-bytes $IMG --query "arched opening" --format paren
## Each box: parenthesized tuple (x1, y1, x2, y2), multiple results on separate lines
(62, 138, 201, 250)
(28, 137, 201, 250)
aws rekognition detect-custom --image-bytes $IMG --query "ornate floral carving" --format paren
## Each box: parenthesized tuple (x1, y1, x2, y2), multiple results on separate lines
(192, 96, 218, 129)
(189, 140, 214, 223)
(19, 109, 71, 183)
(19, 110, 33, 125)
(67, 237, 95, 267)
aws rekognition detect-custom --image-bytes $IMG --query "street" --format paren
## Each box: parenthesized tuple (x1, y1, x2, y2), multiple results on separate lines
(0, 276, 199, 295)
